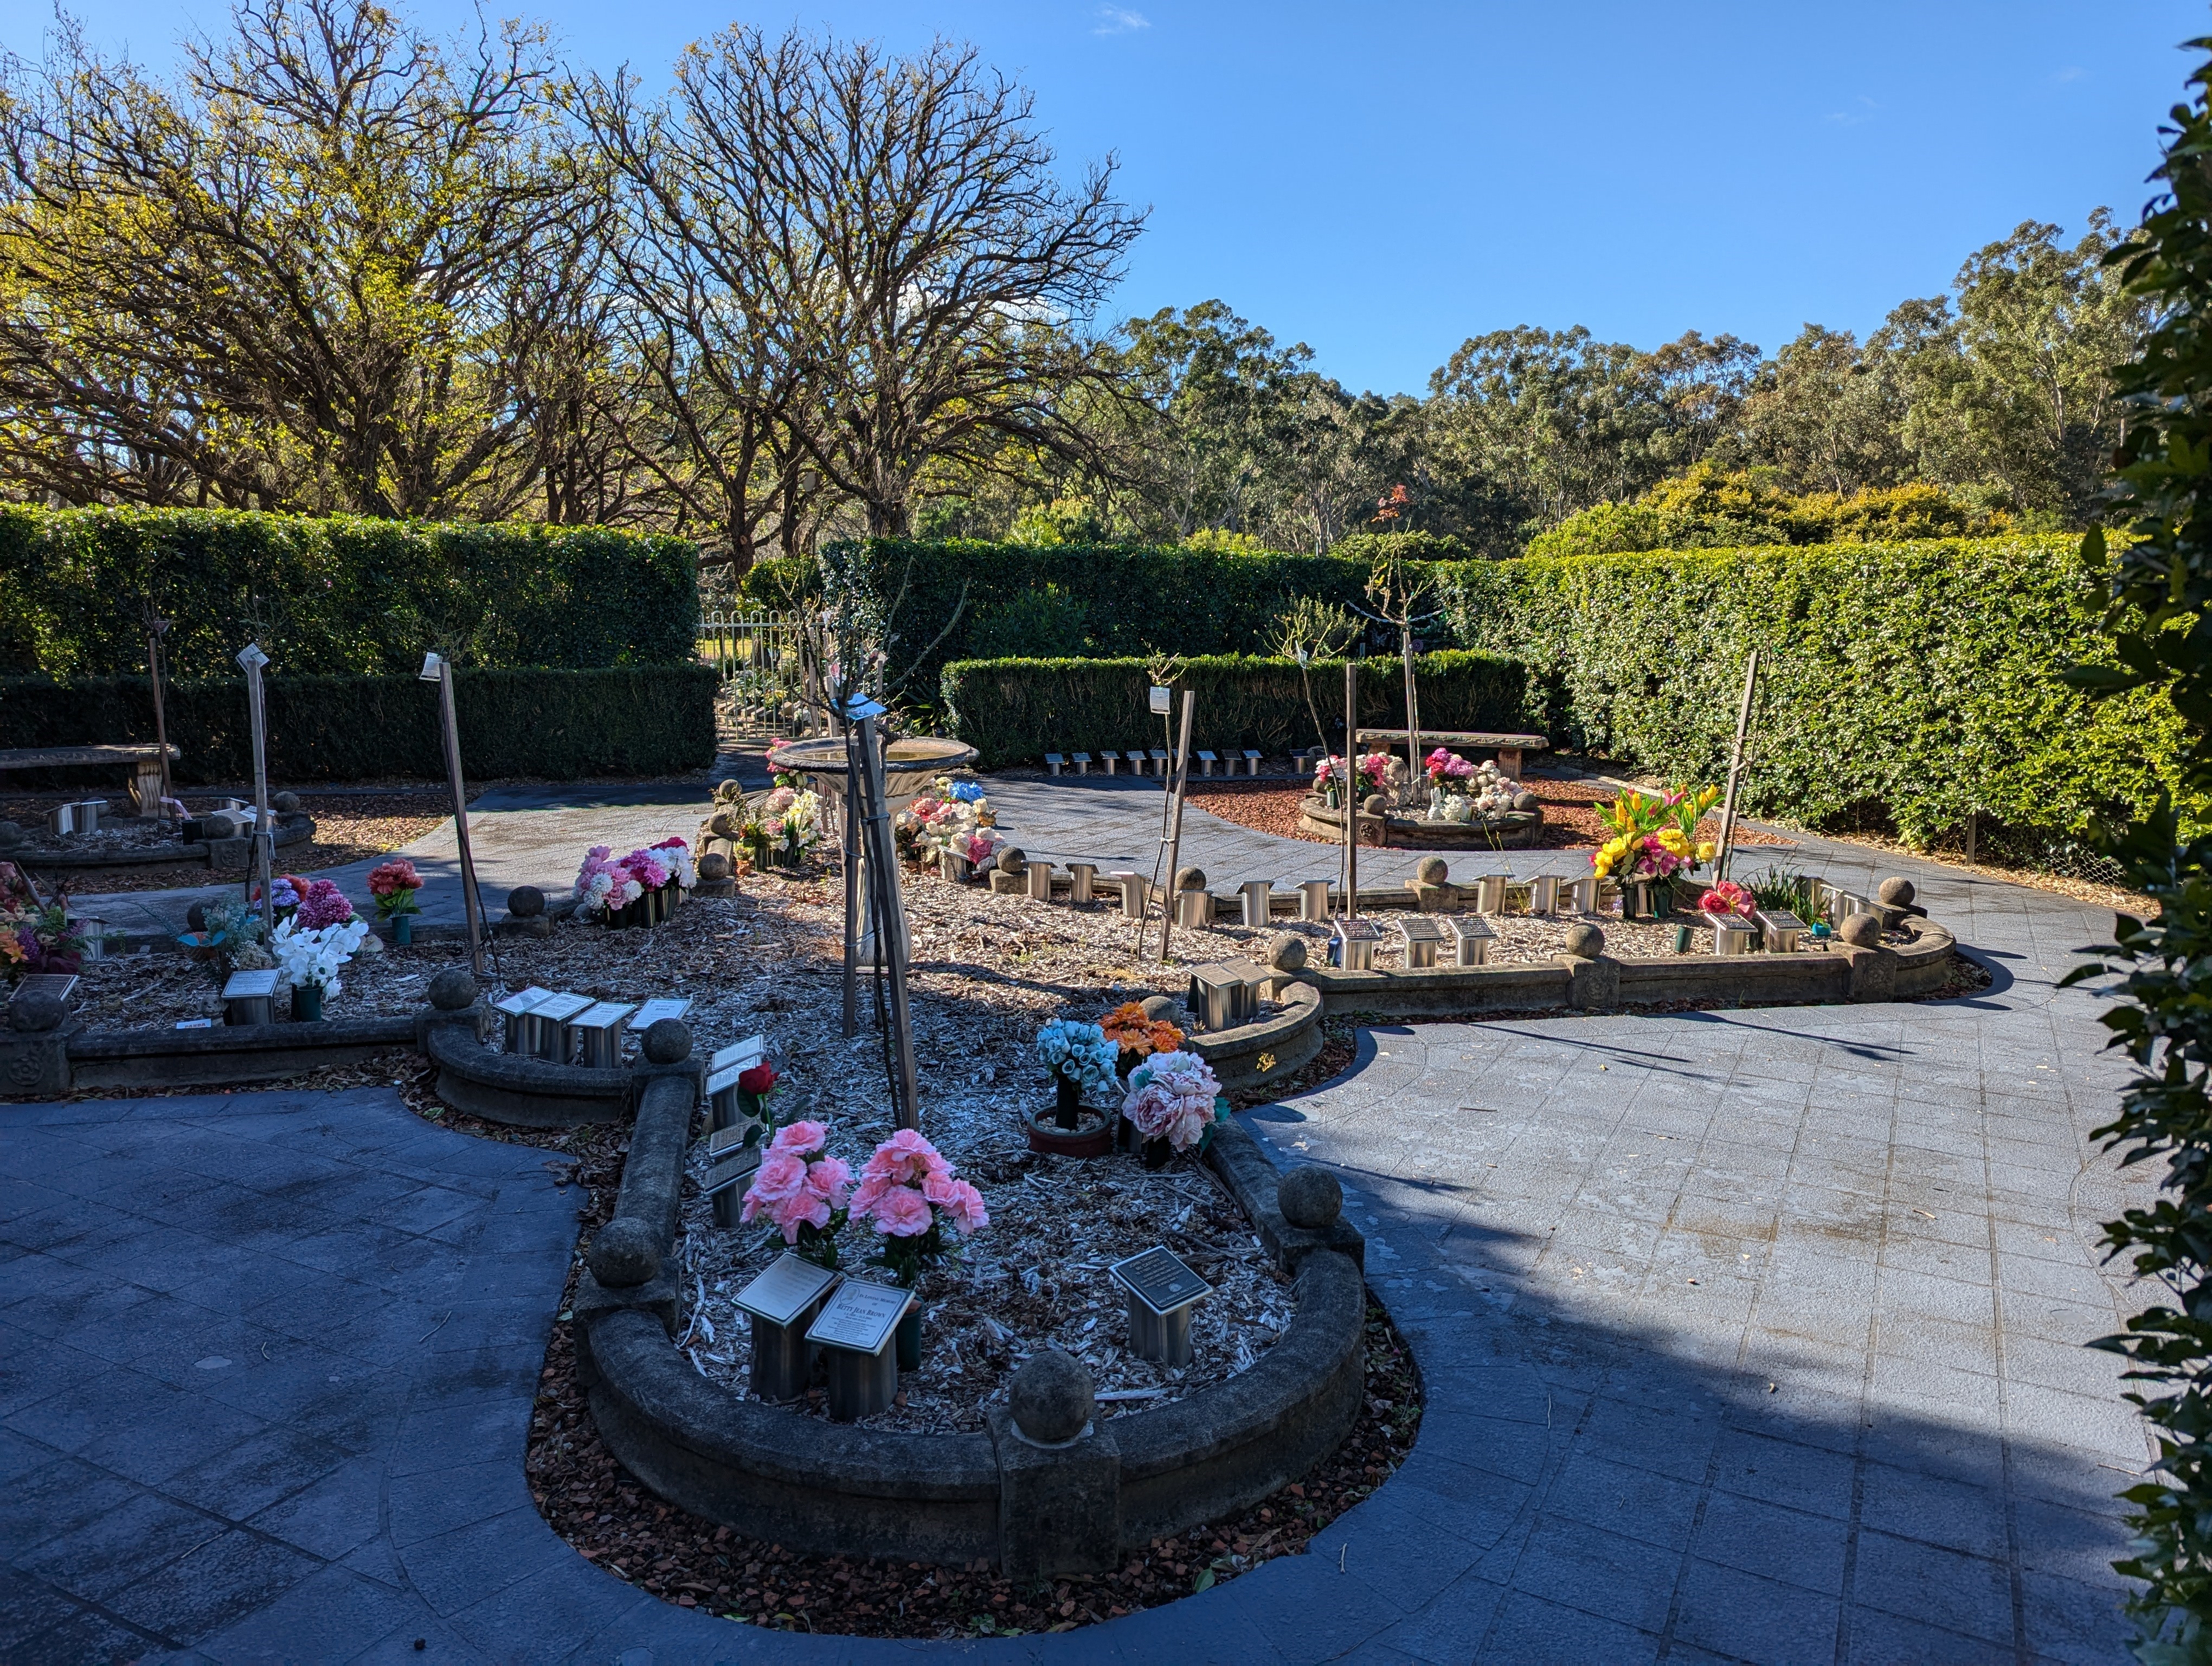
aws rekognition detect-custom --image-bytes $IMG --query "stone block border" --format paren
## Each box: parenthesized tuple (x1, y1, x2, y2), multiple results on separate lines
(573, 1042, 1367, 1578)
(12, 810, 316, 874)
(1292, 915, 1957, 1018)
(1295, 794, 1544, 850)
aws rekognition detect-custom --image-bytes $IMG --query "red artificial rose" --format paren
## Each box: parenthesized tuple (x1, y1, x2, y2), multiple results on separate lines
(738, 1062, 778, 1096)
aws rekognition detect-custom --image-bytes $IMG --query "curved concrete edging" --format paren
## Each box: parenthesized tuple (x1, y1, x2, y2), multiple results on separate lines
(1187, 981, 1327, 1092)
(423, 1008, 630, 1126)
(1296, 794, 1544, 849)
(15, 810, 317, 873)
(575, 1093, 1367, 1575)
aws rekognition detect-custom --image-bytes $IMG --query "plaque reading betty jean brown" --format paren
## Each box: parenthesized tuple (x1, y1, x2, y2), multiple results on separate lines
(1110, 1246, 1211, 1316)
(806, 1279, 912, 1354)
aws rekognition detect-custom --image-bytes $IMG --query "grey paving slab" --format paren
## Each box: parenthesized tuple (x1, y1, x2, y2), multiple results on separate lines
(3, 774, 2168, 1661)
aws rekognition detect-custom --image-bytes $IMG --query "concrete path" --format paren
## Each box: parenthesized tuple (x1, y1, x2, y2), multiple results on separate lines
(4, 777, 2158, 1662)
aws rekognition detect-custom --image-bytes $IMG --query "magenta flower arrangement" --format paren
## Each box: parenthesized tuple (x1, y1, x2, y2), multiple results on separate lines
(294, 877, 356, 930)
(1424, 746, 1474, 786)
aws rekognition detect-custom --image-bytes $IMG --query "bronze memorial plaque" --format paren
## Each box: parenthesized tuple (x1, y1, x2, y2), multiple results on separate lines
(806, 1278, 912, 1355)
(733, 1254, 840, 1328)
(1110, 1246, 1212, 1316)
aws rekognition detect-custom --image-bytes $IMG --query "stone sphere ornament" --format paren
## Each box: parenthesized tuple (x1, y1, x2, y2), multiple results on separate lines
(1362, 793, 1389, 816)
(1140, 994, 1180, 1022)
(996, 847, 1027, 875)
(272, 791, 300, 814)
(1513, 791, 1539, 812)
(1839, 913, 1884, 948)
(0, 821, 21, 848)
(642, 1018, 693, 1063)
(589, 1218, 661, 1288)
(1562, 922, 1606, 960)
(1009, 1348, 1094, 1445)
(1415, 856, 1450, 886)
(1174, 866, 1207, 892)
(1277, 1165, 1343, 1229)
(697, 851, 731, 882)
(1876, 877, 1917, 907)
(201, 811, 239, 840)
(187, 902, 210, 932)
(428, 969, 478, 1011)
(506, 885, 546, 919)
(1267, 932, 1308, 972)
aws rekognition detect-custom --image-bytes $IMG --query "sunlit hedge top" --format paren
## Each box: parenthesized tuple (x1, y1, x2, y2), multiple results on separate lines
(0, 507, 700, 679)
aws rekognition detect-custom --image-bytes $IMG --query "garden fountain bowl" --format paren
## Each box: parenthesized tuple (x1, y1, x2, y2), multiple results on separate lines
(768, 735, 980, 802)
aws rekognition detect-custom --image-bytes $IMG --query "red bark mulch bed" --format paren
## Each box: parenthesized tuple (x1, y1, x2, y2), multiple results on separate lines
(1186, 776, 1789, 853)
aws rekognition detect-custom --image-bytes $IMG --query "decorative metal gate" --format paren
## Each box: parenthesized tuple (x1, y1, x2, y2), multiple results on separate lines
(700, 610, 808, 736)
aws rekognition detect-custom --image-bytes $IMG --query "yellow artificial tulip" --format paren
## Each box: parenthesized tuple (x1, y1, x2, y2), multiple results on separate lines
(1695, 841, 1716, 862)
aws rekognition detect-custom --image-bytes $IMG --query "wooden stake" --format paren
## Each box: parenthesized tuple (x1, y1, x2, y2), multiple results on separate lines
(1342, 660, 1359, 918)
(436, 660, 486, 976)
(1713, 650, 1760, 881)
(1154, 690, 1197, 963)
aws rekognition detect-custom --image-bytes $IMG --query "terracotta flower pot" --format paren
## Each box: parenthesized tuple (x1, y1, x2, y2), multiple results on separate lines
(1024, 1108, 1114, 1159)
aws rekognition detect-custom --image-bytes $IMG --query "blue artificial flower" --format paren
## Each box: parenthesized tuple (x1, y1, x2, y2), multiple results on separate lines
(949, 781, 986, 803)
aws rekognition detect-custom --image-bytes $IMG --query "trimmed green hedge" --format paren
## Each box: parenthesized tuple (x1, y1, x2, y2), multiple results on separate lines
(940, 652, 1529, 771)
(0, 665, 721, 785)
(1440, 537, 2195, 847)
(0, 507, 700, 681)
(742, 541, 1385, 713)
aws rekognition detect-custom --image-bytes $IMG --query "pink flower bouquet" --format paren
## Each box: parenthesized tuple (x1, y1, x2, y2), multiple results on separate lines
(848, 1130, 988, 1287)
(295, 877, 356, 930)
(367, 859, 422, 919)
(1424, 747, 1474, 787)
(1698, 880, 1753, 918)
(739, 1120, 853, 1267)
(1121, 1049, 1223, 1155)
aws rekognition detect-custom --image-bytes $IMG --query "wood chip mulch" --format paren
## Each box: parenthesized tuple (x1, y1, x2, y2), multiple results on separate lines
(524, 1284, 1421, 1638)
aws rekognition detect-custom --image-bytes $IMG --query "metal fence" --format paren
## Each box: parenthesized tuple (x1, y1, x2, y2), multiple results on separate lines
(699, 610, 808, 737)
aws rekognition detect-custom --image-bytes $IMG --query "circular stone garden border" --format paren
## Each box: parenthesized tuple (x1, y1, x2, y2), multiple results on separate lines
(1295, 794, 1542, 849)
(573, 1049, 1368, 1579)
(8, 810, 317, 872)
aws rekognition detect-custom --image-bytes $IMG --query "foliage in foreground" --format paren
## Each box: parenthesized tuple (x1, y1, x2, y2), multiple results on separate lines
(2066, 37, 2212, 1661)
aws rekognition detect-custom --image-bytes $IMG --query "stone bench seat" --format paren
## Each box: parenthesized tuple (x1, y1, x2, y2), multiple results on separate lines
(0, 742, 181, 816)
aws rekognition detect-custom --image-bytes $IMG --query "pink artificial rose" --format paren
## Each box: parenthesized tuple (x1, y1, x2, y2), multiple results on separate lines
(803, 1155, 852, 1207)
(849, 1171, 893, 1216)
(745, 1151, 807, 1206)
(941, 1178, 989, 1235)
(922, 1170, 961, 1207)
(771, 1120, 827, 1156)
(769, 1191, 831, 1242)
(868, 1129, 948, 1184)
(869, 1186, 934, 1238)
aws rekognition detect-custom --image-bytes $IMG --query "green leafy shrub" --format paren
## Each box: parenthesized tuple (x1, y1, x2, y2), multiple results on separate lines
(939, 651, 1528, 770)
(1441, 536, 2194, 850)
(0, 665, 720, 784)
(0, 507, 700, 680)
(1326, 530, 1468, 565)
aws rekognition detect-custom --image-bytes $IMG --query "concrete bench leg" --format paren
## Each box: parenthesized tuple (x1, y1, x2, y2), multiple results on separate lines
(1496, 748, 1522, 780)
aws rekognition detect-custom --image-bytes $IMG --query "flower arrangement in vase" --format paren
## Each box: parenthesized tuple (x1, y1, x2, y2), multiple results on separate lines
(270, 891, 369, 1021)
(1698, 879, 1753, 918)
(758, 787, 823, 868)
(1589, 784, 1721, 915)
(1120, 1050, 1225, 1169)
(368, 859, 422, 943)
(1100, 1001, 1185, 1078)
(738, 1119, 853, 1270)
(1035, 1018, 1120, 1129)
(849, 1130, 988, 1366)
(0, 861, 83, 980)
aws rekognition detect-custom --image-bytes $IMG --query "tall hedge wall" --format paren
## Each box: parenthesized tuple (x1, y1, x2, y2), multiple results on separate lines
(940, 652, 1529, 771)
(1441, 537, 2195, 848)
(742, 541, 1385, 713)
(0, 507, 700, 681)
(0, 665, 721, 785)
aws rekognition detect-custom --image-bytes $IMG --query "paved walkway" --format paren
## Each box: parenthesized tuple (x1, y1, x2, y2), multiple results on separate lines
(4, 779, 2158, 1663)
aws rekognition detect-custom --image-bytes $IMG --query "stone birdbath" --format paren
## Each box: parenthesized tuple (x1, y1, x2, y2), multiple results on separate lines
(769, 734, 980, 806)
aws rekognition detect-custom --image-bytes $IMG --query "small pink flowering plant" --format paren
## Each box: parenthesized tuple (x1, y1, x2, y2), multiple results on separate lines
(738, 1119, 853, 1269)
(848, 1130, 989, 1288)
(1120, 1049, 1224, 1154)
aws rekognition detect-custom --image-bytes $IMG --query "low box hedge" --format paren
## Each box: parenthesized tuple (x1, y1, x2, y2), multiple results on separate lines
(0, 664, 721, 785)
(939, 652, 1529, 771)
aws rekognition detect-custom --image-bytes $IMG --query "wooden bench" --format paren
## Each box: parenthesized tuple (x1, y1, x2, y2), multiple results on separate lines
(1353, 729, 1547, 780)
(0, 744, 180, 816)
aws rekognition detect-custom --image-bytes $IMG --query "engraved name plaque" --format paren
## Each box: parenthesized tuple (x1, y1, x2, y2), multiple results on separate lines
(733, 1254, 840, 1328)
(1109, 1246, 1212, 1316)
(806, 1278, 913, 1355)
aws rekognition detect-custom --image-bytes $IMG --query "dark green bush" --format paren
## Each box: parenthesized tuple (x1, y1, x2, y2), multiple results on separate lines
(0, 664, 720, 784)
(0, 507, 700, 681)
(740, 541, 1382, 713)
(1439, 536, 2192, 848)
(939, 652, 1529, 771)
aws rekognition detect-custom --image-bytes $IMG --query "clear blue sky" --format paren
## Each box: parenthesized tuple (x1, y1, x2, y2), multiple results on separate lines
(8, 1, 2203, 396)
